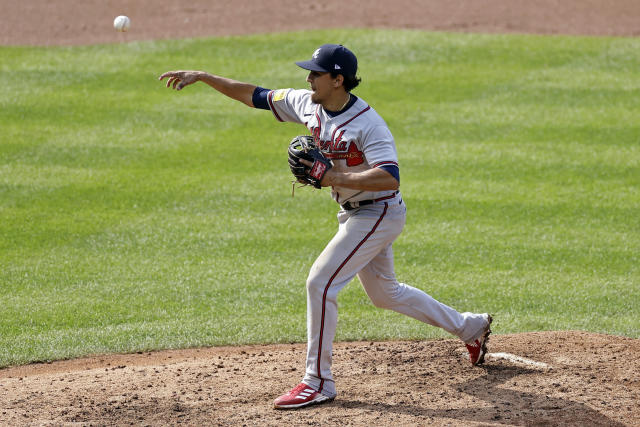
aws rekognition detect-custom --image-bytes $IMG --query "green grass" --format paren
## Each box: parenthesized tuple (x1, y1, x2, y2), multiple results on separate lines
(1, 29, 639, 367)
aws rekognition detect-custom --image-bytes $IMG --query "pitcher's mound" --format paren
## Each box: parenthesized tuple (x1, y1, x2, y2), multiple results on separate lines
(1, 331, 638, 425)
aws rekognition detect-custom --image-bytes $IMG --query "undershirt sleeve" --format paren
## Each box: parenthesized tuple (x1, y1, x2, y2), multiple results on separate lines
(252, 86, 271, 110)
(379, 164, 400, 183)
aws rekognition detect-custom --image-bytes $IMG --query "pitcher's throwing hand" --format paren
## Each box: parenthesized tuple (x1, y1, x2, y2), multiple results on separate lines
(159, 71, 202, 91)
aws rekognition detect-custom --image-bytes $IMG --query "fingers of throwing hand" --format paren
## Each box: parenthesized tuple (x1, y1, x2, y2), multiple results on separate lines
(163, 76, 181, 90)
(158, 72, 184, 90)
(158, 71, 176, 81)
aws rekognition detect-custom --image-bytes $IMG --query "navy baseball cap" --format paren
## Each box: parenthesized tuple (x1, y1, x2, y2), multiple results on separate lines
(295, 44, 358, 78)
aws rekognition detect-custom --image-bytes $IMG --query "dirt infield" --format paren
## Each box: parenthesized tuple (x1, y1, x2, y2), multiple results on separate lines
(2, 0, 640, 46)
(1, 332, 638, 425)
(3, 1, 640, 425)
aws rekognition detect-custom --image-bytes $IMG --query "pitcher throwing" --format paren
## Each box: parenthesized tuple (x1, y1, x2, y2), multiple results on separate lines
(159, 43, 492, 410)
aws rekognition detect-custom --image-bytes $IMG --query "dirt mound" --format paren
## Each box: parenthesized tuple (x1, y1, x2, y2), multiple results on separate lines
(1, 332, 638, 425)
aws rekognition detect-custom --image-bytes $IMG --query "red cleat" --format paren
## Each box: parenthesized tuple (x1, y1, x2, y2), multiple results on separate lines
(466, 314, 492, 366)
(273, 383, 334, 410)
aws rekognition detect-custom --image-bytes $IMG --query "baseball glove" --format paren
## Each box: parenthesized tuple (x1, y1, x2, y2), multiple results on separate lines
(288, 135, 333, 189)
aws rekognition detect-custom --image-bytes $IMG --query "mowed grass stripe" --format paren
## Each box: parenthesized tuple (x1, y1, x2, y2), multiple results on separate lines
(0, 29, 638, 366)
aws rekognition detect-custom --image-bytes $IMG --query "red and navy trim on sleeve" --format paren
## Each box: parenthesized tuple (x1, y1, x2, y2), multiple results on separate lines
(266, 90, 285, 122)
(373, 161, 400, 182)
(372, 161, 398, 168)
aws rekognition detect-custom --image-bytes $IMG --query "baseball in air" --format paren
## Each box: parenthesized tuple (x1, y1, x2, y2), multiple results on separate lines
(113, 15, 131, 32)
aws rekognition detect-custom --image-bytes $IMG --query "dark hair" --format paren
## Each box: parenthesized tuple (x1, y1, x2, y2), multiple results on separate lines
(331, 72, 361, 92)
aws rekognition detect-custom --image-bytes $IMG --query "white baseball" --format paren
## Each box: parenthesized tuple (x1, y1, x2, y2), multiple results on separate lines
(113, 15, 131, 32)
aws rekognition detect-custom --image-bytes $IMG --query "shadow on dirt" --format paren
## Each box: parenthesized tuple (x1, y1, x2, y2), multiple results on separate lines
(336, 363, 624, 426)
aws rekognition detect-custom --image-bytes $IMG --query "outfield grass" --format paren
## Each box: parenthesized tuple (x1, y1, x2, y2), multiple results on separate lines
(1, 29, 638, 367)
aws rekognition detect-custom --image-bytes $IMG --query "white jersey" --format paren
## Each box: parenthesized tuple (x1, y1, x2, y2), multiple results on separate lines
(267, 88, 399, 205)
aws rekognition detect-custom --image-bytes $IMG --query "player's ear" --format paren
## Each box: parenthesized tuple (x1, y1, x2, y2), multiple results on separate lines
(333, 74, 344, 88)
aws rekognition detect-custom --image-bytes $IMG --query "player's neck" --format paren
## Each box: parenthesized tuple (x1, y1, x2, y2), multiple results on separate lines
(323, 91, 352, 113)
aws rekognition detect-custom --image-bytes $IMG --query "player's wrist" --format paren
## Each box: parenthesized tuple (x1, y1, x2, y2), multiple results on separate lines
(324, 171, 342, 187)
(194, 71, 207, 81)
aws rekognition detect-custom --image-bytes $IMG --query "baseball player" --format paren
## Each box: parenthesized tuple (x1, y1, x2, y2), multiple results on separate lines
(159, 43, 492, 410)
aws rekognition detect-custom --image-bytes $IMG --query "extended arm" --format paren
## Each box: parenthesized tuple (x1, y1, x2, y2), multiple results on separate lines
(158, 71, 257, 107)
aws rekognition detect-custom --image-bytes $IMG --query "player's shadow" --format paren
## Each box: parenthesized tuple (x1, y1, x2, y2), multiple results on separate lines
(335, 363, 624, 426)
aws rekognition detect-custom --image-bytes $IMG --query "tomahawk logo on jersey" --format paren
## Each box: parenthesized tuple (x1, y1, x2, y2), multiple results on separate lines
(310, 128, 364, 167)
(265, 88, 399, 205)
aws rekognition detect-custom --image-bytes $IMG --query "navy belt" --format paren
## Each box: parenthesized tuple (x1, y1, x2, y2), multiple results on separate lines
(341, 191, 399, 211)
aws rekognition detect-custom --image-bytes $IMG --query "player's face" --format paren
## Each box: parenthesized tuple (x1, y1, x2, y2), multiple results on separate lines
(307, 71, 332, 104)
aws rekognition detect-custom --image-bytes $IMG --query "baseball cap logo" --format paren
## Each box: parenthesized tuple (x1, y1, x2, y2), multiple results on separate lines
(295, 44, 358, 78)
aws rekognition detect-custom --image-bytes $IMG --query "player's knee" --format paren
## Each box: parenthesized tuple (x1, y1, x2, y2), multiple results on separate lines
(305, 273, 325, 297)
(369, 294, 394, 309)
(367, 282, 404, 309)
(369, 292, 398, 309)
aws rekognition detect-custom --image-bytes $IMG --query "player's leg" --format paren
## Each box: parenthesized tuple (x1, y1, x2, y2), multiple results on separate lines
(357, 235, 492, 365)
(303, 205, 405, 395)
(274, 203, 403, 409)
(357, 245, 490, 344)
